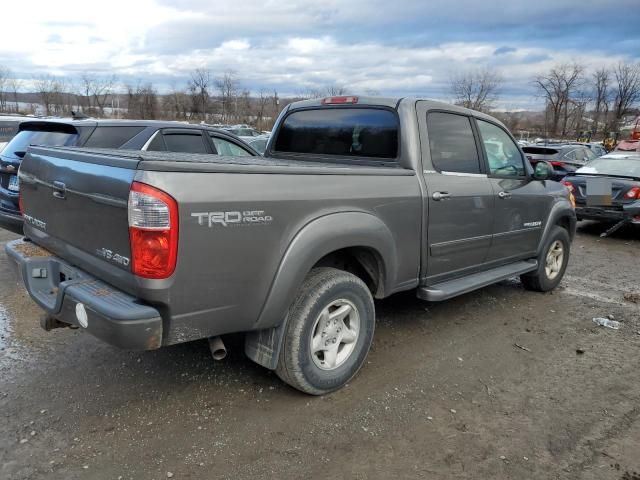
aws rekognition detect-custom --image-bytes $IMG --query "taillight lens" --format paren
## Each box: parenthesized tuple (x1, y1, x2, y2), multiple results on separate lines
(561, 180, 575, 194)
(18, 191, 24, 214)
(624, 186, 640, 199)
(128, 182, 178, 279)
(561, 180, 576, 208)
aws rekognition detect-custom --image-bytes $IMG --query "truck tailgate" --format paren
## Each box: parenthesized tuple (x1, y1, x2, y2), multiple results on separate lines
(19, 147, 138, 275)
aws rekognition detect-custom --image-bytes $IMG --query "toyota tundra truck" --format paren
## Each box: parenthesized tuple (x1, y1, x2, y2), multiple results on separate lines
(6, 96, 576, 394)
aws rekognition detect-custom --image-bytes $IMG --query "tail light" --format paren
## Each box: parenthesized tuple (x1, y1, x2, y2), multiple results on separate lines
(550, 161, 565, 167)
(561, 180, 576, 208)
(18, 191, 24, 214)
(561, 180, 575, 194)
(128, 182, 179, 279)
(624, 186, 640, 199)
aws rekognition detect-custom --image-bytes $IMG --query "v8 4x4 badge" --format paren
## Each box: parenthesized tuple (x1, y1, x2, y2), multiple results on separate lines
(191, 210, 273, 227)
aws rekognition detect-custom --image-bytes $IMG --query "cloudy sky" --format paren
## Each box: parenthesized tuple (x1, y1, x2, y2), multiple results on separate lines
(1, 0, 639, 109)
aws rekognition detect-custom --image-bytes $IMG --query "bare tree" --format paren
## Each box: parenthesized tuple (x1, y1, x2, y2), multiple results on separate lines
(0, 66, 9, 111)
(8, 77, 22, 112)
(534, 63, 584, 137)
(80, 73, 95, 112)
(90, 75, 116, 116)
(188, 68, 212, 120)
(125, 82, 158, 119)
(33, 75, 57, 115)
(451, 69, 502, 113)
(591, 68, 610, 136)
(164, 83, 190, 120)
(324, 85, 348, 96)
(255, 89, 271, 131)
(611, 62, 640, 131)
(215, 71, 239, 123)
(569, 89, 591, 137)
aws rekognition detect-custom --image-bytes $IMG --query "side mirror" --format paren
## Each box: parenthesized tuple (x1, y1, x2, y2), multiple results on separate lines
(533, 161, 553, 180)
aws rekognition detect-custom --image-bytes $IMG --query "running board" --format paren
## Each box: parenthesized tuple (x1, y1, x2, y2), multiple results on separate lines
(417, 260, 538, 302)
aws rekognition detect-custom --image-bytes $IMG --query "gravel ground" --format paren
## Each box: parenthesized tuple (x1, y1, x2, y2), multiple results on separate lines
(1, 222, 639, 480)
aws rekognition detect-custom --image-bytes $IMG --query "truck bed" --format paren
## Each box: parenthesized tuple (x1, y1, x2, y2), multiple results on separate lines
(44, 147, 411, 175)
(16, 145, 422, 347)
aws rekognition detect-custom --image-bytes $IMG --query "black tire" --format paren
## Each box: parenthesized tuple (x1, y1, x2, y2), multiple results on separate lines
(275, 267, 375, 395)
(521, 226, 570, 292)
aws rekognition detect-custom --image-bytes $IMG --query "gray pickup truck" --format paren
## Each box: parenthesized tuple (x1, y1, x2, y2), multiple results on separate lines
(6, 96, 576, 394)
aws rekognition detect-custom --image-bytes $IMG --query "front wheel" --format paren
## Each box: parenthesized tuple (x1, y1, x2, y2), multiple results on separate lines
(276, 268, 375, 395)
(521, 226, 570, 292)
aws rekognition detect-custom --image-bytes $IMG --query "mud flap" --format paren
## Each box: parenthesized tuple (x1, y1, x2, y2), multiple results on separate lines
(244, 320, 287, 370)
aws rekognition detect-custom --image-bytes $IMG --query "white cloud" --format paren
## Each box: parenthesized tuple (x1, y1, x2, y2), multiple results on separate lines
(0, 0, 638, 108)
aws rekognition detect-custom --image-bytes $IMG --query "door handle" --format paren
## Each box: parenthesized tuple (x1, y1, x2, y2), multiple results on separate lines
(52, 181, 66, 199)
(497, 191, 512, 199)
(432, 191, 451, 201)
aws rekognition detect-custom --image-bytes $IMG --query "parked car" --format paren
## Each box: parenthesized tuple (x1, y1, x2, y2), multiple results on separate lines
(246, 136, 269, 155)
(7, 96, 575, 395)
(0, 119, 259, 234)
(582, 142, 607, 157)
(562, 152, 640, 236)
(522, 144, 597, 181)
(224, 125, 264, 139)
(615, 139, 640, 153)
(0, 115, 30, 152)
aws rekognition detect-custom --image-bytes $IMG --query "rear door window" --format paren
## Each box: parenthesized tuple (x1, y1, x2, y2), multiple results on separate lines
(274, 108, 398, 161)
(83, 126, 146, 148)
(149, 132, 209, 154)
(426, 112, 480, 174)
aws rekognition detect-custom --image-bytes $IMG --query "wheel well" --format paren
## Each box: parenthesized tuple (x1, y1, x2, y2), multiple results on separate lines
(555, 215, 575, 240)
(313, 247, 385, 298)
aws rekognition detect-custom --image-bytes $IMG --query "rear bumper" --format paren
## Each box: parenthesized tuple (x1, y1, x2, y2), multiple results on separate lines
(5, 239, 163, 350)
(575, 203, 640, 223)
(0, 207, 24, 235)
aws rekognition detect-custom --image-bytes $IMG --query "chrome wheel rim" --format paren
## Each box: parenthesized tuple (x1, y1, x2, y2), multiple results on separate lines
(545, 240, 564, 280)
(310, 299, 360, 371)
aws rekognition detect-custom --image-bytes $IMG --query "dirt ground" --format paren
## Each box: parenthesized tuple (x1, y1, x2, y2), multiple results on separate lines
(1, 223, 639, 480)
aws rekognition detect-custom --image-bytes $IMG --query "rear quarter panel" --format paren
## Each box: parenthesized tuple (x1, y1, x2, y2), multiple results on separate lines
(135, 169, 422, 344)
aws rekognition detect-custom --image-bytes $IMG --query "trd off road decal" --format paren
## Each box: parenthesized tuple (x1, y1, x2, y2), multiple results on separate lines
(191, 210, 273, 227)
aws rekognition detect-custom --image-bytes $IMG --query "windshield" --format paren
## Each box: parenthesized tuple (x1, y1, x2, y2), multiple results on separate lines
(1, 129, 80, 159)
(576, 157, 640, 178)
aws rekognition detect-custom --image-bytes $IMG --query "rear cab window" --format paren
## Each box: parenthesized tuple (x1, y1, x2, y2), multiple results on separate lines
(426, 112, 480, 174)
(273, 107, 399, 164)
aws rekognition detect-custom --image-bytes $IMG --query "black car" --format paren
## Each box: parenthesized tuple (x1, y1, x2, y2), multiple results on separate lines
(562, 153, 640, 236)
(0, 119, 259, 234)
(522, 144, 598, 181)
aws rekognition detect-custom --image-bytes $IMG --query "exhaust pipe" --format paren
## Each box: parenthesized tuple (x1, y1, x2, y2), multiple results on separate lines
(208, 336, 227, 361)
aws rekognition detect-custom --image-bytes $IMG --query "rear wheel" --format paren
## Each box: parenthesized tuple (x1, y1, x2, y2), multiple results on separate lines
(276, 268, 375, 395)
(521, 226, 570, 292)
